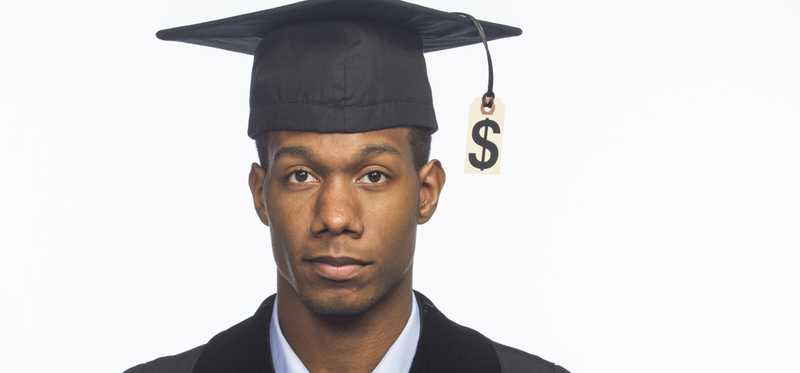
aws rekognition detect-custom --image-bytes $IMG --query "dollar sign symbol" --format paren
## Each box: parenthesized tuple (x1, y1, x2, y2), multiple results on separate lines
(468, 118, 501, 171)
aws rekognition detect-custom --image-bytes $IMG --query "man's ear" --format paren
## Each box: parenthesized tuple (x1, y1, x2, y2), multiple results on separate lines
(248, 162, 270, 226)
(417, 159, 446, 224)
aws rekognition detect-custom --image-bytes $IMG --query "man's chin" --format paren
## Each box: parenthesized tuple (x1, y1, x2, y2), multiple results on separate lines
(299, 287, 380, 317)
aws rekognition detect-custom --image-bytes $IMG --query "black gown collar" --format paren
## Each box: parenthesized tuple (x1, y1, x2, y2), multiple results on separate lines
(192, 290, 501, 373)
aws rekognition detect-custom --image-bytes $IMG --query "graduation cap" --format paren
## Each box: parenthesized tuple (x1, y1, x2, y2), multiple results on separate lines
(156, 0, 522, 140)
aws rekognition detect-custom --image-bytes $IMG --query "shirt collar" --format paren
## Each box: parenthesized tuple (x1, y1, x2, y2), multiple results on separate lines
(269, 290, 421, 373)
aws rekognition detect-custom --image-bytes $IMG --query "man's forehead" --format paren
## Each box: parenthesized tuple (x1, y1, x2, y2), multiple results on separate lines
(267, 127, 410, 149)
(266, 127, 413, 160)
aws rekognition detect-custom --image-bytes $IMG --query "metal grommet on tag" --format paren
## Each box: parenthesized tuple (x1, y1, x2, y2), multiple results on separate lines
(481, 94, 496, 115)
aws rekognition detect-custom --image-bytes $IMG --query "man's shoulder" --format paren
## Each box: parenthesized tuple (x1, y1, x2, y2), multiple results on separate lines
(123, 344, 205, 373)
(491, 341, 571, 373)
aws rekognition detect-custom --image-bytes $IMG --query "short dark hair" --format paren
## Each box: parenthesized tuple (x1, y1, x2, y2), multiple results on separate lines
(255, 127, 433, 171)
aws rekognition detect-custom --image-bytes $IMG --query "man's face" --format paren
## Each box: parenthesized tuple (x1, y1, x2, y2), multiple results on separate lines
(248, 127, 444, 317)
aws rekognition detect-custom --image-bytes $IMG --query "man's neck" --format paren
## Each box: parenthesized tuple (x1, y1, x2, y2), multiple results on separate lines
(276, 275, 414, 373)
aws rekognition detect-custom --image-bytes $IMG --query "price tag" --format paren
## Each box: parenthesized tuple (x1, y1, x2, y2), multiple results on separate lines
(465, 97, 505, 174)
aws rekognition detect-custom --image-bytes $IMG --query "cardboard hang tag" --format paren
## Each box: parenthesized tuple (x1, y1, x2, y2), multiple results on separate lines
(465, 97, 505, 174)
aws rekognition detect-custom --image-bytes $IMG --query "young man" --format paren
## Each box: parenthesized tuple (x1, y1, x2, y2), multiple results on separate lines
(127, 0, 569, 372)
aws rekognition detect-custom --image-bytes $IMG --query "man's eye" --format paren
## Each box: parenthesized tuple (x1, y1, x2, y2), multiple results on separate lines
(357, 170, 389, 184)
(288, 170, 318, 184)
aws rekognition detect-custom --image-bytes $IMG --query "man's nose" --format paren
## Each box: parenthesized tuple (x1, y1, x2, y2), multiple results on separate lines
(310, 177, 363, 238)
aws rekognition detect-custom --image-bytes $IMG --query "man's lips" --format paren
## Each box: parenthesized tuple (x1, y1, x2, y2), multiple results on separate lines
(304, 256, 373, 281)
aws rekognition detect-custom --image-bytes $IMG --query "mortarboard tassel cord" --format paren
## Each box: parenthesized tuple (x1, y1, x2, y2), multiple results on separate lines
(452, 12, 495, 111)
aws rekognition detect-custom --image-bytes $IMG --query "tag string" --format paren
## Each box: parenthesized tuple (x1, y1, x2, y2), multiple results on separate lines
(452, 12, 495, 109)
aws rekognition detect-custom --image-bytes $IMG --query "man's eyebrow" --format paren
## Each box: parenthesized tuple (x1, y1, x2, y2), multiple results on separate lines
(271, 143, 402, 167)
(358, 144, 402, 160)
(272, 146, 314, 163)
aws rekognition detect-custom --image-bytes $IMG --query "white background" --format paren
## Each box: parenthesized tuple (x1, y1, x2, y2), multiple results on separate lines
(2, 0, 799, 372)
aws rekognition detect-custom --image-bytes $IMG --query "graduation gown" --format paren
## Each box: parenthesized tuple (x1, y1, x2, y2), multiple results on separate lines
(125, 290, 569, 373)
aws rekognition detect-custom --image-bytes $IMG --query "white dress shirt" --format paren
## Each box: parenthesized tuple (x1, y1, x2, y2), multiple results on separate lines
(269, 291, 421, 373)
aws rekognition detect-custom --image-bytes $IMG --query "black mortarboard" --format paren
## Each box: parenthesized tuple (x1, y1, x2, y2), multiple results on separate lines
(156, 0, 521, 139)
